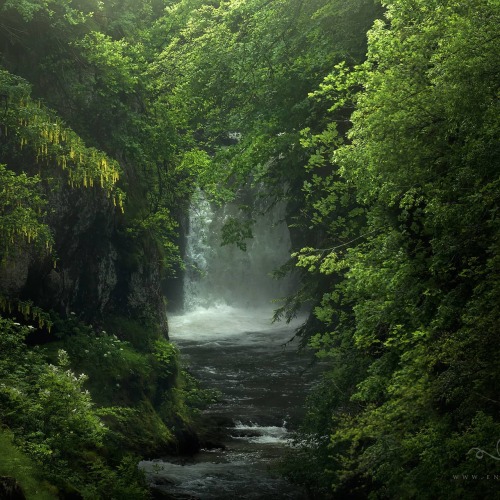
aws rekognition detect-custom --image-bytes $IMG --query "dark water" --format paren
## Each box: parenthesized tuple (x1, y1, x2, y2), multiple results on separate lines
(140, 306, 317, 499)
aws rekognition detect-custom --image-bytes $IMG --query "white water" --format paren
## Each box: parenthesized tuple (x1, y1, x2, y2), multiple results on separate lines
(169, 304, 303, 343)
(141, 188, 313, 499)
(184, 188, 295, 310)
(232, 421, 289, 444)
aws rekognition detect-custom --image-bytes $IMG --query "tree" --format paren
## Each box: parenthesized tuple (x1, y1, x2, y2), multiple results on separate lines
(285, 0, 500, 496)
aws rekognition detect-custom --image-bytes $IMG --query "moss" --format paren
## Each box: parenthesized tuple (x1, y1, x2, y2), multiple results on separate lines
(1, 310, 202, 498)
(103, 315, 162, 351)
(44, 314, 196, 455)
(98, 401, 175, 457)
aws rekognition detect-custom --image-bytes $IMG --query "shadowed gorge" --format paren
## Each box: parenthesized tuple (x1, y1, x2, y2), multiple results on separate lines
(139, 184, 315, 497)
(0, 0, 499, 499)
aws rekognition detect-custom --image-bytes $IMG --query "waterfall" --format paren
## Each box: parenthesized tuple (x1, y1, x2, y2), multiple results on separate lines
(153, 188, 313, 500)
(183, 187, 294, 311)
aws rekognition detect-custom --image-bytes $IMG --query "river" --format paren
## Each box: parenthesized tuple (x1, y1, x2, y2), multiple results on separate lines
(140, 189, 316, 499)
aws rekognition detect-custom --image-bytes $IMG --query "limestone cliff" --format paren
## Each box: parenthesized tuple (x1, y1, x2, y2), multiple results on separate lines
(1, 178, 168, 335)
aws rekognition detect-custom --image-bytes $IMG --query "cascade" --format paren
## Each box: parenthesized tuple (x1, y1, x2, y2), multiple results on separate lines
(183, 187, 294, 311)
(143, 186, 314, 499)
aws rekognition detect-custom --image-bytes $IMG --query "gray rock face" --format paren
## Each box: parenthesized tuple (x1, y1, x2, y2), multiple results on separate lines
(0, 250, 31, 297)
(0, 177, 168, 335)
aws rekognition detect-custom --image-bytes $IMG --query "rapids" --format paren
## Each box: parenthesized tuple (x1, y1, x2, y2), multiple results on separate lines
(140, 189, 316, 499)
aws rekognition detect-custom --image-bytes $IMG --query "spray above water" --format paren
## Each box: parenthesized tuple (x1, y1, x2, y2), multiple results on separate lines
(171, 187, 300, 339)
(148, 187, 311, 499)
(183, 188, 294, 312)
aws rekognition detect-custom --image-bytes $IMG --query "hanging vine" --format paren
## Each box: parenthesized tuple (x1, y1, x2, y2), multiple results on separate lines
(0, 69, 125, 212)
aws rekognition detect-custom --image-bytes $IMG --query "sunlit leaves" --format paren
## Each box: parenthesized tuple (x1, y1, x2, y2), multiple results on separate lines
(0, 317, 106, 466)
(75, 32, 143, 93)
(287, 0, 500, 496)
(152, 339, 179, 377)
(177, 149, 234, 203)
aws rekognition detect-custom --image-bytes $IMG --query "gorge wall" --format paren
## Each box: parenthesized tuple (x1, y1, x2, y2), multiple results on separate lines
(0, 165, 169, 335)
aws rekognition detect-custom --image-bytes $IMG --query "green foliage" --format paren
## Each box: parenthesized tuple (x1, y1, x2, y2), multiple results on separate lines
(0, 429, 58, 499)
(177, 149, 234, 204)
(0, 316, 107, 494)
(178, 369, 221, 417)
(0, 310, 194, 497)
(0, 1, 221, 496)
(283, 0, 500, 497)
(126, 207, 184, 277)
(0, 0, 190, 276)
(102, 315, 161, 351)
(83, 454, 149, 499)
(75, 31, 142, 93)
(0, 69, 124, 202)
(153, 338, 179, 377)
(2, 0, 498, 498)
(96, 402, 174, 458)
(158, 367, 220, 426)
(1, 0, 94, 24)
(54, 327, 154, 405)
(221, 216, 254, 251)
(149, 0, 380, 200)
(49, 315, 205, 455)
(0, 164, 53, 261)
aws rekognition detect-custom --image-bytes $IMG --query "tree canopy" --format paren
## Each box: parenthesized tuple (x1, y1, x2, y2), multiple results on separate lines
(0, 0, 498, 497)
